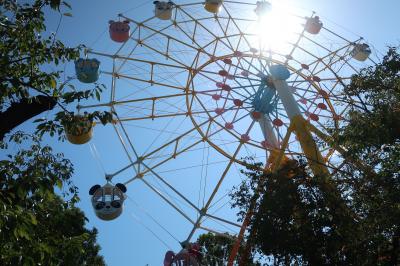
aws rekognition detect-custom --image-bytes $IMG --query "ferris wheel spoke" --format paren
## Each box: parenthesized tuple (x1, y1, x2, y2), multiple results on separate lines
(214, 17, 237, 52)
(141, 163, 201, 212)
(196, 67, 260, 83)
(285, 27, 307, 65)
(137, 41, 190, 69)
(175, 6, 234, 53)
(115, 111, 207, 122)
(322, 25, 356, 44)
(312, 51, 353, 77)
(91, 50, 190, 72)
(103, 71, 186, 91)
(203, 212, 241, 228)
(220, 3, 254, 51)
(121, 18, 200, 69)
(171, 17, 204, 50)
(139, 177, 197, 225)
(123, 116, 228, 183)
(239, 56, 267, 78)
(125, 14, 201, 54)
(96, 1, 378, 248)
(186, 139, 246, 241)
(122, 15, 196, 53)
(113, 92, 188, 106)
(112, 93, 189, 118)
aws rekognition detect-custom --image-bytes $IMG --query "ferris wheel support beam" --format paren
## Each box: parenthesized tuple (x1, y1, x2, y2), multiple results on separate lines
(270, 65, 329, 177)
(257, 115, 280, 163)
(306, 122, 375, 174)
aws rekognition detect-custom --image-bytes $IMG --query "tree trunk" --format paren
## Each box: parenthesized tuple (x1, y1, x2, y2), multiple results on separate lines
(0, 95, 56, 140)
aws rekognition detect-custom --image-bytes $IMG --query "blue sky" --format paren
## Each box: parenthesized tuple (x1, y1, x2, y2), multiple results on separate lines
(37, 0, 400, 265)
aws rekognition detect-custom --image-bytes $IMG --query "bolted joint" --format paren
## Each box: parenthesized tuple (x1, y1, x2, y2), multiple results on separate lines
(199, 207, 207, 216)
(105, 174, 112, 181)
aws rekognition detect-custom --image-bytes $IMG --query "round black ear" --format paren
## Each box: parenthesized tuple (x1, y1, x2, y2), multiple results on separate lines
(115, 183, 127, 193)
(109, 20, 115, 24)
(89, 184, 101, 195)
(153, 1, 159, 4)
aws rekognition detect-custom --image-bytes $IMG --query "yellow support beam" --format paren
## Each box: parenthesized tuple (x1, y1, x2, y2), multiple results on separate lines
(291, 115, 330, 176)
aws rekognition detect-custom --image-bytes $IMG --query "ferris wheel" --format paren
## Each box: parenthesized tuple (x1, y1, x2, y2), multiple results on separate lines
(73, 0, 376, 263)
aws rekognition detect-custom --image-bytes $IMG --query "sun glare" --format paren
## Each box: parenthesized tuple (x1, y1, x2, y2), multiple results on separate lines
(255, 2, 302, 53)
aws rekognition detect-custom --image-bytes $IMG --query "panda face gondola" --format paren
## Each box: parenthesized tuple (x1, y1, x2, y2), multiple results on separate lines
(89, 183, 127, 221)
(154, 1, 174, 20)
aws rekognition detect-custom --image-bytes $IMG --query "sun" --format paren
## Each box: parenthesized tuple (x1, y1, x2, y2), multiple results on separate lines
(254, 1, 303, 53)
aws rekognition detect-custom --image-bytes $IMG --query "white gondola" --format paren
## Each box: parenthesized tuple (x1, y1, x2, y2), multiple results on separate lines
(89, 183, 127, 221)
(254, 1, 271, 17)
(204, 0, 223, 13)
(351, 43, 371, 61)
(154, 1, 174, 20)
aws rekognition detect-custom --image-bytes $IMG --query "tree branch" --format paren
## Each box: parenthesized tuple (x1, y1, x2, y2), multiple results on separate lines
(0, 95, 57, 140)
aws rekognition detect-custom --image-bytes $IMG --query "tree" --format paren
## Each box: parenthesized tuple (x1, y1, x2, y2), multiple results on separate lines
(230, 47, 400, 265)
(336, 46, 400, 265)
(231, 159, 358, 265)
(196, 232, 260, 265)
(0, 0, 111, 140)
(0, 133, 105, 265)
(0, 0, 109, 264)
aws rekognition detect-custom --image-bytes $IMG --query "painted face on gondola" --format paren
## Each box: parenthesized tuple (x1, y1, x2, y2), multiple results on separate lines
(75, 59, 99, 71)
(110, 21, 130, 33)
(155, 1, 173, 11)
(90, 183, 127, 220)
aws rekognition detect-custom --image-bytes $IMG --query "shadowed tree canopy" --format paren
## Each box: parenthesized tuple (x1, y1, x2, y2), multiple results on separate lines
(0, 0, 111, 140)
(1, 0, 109, 264)
(230, 46, 400, 265)
(196, 232, 260, 265)
(0, 133, 105, 265)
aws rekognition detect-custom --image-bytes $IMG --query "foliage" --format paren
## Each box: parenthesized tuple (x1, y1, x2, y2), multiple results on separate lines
(196, 232, 260, 266)
(230, 47, 400, 265)
(35, 109, 113, 140)
(337, 46, 400, 265)
(341, 46, 400, 156)
(0, 0, 112, 140)
(0, 133, 105, 265)
(0, 0, 109, 264)
(231, 159, 357, 265)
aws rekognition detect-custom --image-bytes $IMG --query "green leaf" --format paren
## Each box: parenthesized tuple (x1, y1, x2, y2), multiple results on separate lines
(50, 78, 57, 89)
(56, 179, 63, 189)
(29, 214, 38, 225)
(95, 90, 100, 101)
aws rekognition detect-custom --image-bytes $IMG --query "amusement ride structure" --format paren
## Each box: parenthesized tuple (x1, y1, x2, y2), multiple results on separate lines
(67, 0, 376, 264)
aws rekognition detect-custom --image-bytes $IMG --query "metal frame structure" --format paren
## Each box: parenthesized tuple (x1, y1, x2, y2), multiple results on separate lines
(78, 0, 377, 261)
